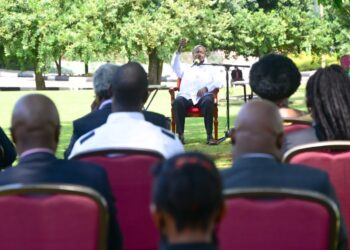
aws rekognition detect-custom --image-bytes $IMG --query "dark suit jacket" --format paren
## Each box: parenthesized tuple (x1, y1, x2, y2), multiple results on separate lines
(221, 156, 347, 250)
(64, 103, 168, 158)
(0, 152, 122, 250)
(0, 127, 16, 169)
(283, 127, 319, 153)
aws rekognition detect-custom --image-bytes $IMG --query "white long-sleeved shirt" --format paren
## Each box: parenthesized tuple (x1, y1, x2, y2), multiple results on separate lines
(171, 52, 222, 104)
(68, 112, 184, 159)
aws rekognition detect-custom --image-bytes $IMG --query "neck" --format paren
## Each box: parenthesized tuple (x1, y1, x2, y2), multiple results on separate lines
(112, 104, 142, 112)
(167, 229, 212, 245)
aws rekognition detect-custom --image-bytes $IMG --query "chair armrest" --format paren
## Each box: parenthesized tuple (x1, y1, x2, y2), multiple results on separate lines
(169, 87, 179, 102)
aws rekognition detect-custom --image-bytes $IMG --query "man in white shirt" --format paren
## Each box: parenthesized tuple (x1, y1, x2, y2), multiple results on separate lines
(69, 62, 184, 159)
(171, 39, 222, 145)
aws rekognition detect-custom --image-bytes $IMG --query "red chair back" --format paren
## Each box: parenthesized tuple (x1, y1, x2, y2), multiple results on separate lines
(78, 150, 163, 250)
(218, 188, 339, 250)
(0, 184, 108, 250)
(283, 141, 350, 249)
(283, 119, 312, 134)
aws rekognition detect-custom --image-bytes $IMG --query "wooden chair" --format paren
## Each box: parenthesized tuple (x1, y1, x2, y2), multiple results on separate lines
(283, 141, 350, 250)
(0, 183, 108, 250)
(218, 187, 340, 250)
(169, 79, 219, 139)
(73, 149, 164, 250)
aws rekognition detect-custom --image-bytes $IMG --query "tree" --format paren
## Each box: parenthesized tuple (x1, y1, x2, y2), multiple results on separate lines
(104, 0, 231, 85)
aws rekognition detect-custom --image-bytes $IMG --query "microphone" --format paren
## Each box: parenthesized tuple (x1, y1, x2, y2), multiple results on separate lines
(191, 59, 201, 67)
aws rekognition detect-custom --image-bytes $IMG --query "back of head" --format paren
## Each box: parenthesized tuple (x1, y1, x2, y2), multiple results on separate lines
(152, 152, 223, 235)
(232, 100, 284, 160)
(249, 54, 301, 103)
(112, 62, 148, 111)
(306, 64, 350, 140)
(93, 63, 120, 100)
(11, 94, 60, 154)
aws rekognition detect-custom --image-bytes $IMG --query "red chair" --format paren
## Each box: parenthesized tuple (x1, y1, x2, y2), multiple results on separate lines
(169, 78, 219, 140)
(0, 183, 108, 250)
(283, 118, 312, 134)
(283, 141, 350, 249)
(218, 188, 340, 250)
(73, 149, 164, 250)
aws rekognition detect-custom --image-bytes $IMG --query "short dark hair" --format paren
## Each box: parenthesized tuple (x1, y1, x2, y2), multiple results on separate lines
(306, 64, 350, 140)
(152, 152, 223, 232)
(111, 62, 148, 109)
(249, 54, 301, 102)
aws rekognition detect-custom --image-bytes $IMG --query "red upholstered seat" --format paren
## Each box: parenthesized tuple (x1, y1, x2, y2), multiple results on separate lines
(283, 118, 312, 134)
(76, 150, 163, 250)
(0, 184, 107, 250)
(218, 188, 339, 250)
(283, 141, 350, 249)
(169, 78, 219, 139)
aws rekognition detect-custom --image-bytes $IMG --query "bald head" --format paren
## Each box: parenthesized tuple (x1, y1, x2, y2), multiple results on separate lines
(11, 94, 60, 154)
(232, 100, 284, 160)
(112, 61, 148, 112)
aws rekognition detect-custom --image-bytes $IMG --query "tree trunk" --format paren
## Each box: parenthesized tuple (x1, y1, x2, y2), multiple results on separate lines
(84, 62, 89, 76)
(55, 56, 62, 76)
(34, 69, 46, 90)
(148, 48, 163, 85)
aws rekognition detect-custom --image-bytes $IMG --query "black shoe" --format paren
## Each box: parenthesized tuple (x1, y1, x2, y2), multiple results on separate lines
(179, 134, 185, 145)
(206, 135, 217, 145)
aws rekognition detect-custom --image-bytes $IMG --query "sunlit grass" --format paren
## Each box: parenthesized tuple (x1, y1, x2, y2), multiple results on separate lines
(0, 84, 306, 168)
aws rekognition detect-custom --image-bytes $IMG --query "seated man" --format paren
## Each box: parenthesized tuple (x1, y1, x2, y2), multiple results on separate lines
(64, 63, 169, 158)
(221, 100, 347, 250)
(69, 62, 184, 159)
(249, 53, 306, 119)
(151, 152, 224, 250)
(0, 94, 122, 250)
(171, 39, 222, 145)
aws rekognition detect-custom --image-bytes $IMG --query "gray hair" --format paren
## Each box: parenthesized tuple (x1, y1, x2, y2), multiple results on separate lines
(93, 63, 119, 99)
(192, 44, 206, 54)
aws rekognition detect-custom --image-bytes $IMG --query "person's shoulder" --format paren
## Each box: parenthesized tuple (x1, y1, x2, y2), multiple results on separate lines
(58, 159, 107, 175)
(283, 162, 329, 179)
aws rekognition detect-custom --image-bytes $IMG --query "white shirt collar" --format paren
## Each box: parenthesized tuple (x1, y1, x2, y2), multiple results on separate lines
(99, 99, 112, 110)
(20, 148, 55, 158)
(107, 112, 145, 123)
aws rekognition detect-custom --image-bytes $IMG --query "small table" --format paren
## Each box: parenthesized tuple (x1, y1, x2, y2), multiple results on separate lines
(144, 85, 169, 110)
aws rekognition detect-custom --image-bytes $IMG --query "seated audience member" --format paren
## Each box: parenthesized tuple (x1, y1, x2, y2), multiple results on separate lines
(284, 65, 350, 152)
(0, 94, 122, 250)
(340, 55, 350, 77)
(64, 63, 169, 159)
(69, 62, 184, 159)
(249, 53, 306, 118)
(221, 100, 347, 250)
(0, 127, 16, 169)
(151, 152, 224, 250)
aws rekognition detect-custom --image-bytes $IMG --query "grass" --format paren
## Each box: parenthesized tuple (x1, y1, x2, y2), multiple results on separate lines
(0, 84, 307, 168)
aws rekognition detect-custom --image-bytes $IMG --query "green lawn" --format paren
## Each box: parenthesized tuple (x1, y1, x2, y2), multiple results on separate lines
(0, 84, 307, 168)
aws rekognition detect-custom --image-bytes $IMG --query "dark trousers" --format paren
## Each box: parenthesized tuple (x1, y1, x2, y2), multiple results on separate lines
(173, 94, 214, 137)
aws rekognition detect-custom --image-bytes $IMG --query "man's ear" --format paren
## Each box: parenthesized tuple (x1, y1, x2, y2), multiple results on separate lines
(215, 204, 227, 224)
(150, 203, 162, 229)
(10, 127, 16, 144)
(229, 128, 236, 145)
(276, 132, 284, 150)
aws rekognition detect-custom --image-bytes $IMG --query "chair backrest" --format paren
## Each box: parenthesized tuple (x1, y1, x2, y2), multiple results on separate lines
(218, 188, 340, 250)
(283, 140, 350, 247)
(283, 118, 312, 134)
(0, 183, 108, 250)
(75, 149, 163, 250)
